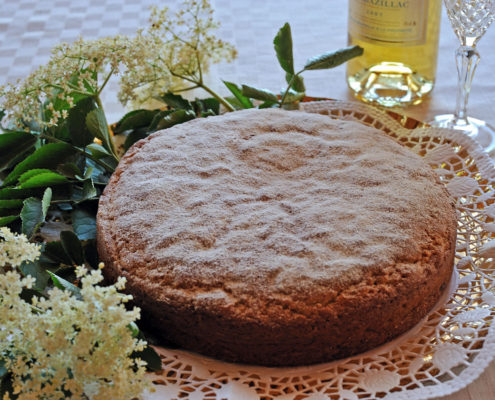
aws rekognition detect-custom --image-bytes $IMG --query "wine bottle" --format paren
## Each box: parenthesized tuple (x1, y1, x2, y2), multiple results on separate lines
(346, 0, 442, 107)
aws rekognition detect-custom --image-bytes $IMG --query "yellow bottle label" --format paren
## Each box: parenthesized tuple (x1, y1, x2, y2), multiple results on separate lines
(349, 0, 428, 46)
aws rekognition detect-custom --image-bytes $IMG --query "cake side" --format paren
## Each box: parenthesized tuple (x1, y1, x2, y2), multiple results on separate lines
(97, 108, 457, 366)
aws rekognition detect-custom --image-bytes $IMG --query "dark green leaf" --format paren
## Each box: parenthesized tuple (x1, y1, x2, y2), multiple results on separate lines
(47, 271, 82, 299)
(44, 241, 73, 265)
(60, 230, 84, 265)
(156, 110, 196, 130)
(67, 97, 97, 147)
(57, 163, 82, 179)
(83, 240, 99, 269)
(149, 110, 173, 131)
(20, 197, 43, 238)
(0, 370, 14, 400)
(160, 92, 193, 110)
(72, 208, 96, 240)
(113, 109, 158, 134)
(0, 199, 23, 209)
(123, 130, 148, 151)
(273, 22, 294, 74)
(241, 85, 279, 103)
(132, 346, 162, 372)
(86, 108, 114, 156)
(0, 187, 40, 200)
(0, 131, 37, 171)
(19, 260, 50, 291)
(303, 45, 364, 70)
(0, 215, 18, 226)
(2, 142, 73, 186)
(0, 360, 6, 379)
(223, 81, 254, 109)
(192, 98, 220, 115)
(285, 72, 306, 92)
(19, 172, 68, 189)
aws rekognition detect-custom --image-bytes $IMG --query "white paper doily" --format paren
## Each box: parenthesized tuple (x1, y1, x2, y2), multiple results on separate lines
(144, 100, 495, 400)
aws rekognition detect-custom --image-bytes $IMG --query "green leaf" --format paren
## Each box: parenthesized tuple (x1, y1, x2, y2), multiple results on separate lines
(223, 81, 254, 109)
(281, 89, 305, 104)
(60, 230, 84, 265)
(0, 215, 18, 226)
(113, 109, 158, 134)
(0, 187, 39, 200)
(192, 98, 220, 115)
(123, 130, 148, 151)
(133, 346, 162, 372)
(19, 260, 50, 291)
(273, 22, 294, 74)
(241, 85, 279, 103)
(303, 45, 364, 70)
(44, 241, 73, 265)
(82, 179, 97, 200)
(57, 163, 82, 179)
(86, 144, 117, 170)
(86, 143, 111, 159)
(18, 169, 53, 184)
(285, 72, 306, 93)
(128, 321, 140, 338)
(41, 187, 52, 218)
(0, 131, 37, 171)
(20, 197, 43, 238)
(19, 172, 68, 189)
(72, 208, 96, 240)
(160, 92, 193, 110)
(0, 199, 24, 209)
(156, 109, 196, 130)
(201, 110, 216, 118)
(149, 110, 173, 131)
(67, 96, 97, 147)
(2, 142, 73, 186)
(86, 108, 114, 156)
(0, 360, 6, 379)
(47, 271, 82, 299)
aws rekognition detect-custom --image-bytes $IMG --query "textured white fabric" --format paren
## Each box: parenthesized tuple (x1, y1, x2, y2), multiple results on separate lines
(0, 0, 493, 127)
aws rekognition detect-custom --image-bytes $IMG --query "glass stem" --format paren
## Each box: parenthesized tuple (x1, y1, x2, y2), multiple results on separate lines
(454, 45, 480, 123)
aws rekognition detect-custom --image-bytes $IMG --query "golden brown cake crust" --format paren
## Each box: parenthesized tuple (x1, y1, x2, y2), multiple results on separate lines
(97, 109, 457, 366)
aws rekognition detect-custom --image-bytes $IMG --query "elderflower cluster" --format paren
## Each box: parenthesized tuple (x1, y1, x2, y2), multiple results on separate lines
(0, 35, 138, 128)
(0, 0, 236, 128)
(118, 0, 237, 107)
(0, 227, 40, 269)
(0, 266, 148, 400)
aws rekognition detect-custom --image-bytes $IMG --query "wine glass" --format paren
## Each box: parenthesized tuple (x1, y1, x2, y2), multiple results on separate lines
(431, 0, 495, 154)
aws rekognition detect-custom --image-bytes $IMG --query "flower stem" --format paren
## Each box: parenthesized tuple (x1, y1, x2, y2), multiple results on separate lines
(170, 71, 235, 112)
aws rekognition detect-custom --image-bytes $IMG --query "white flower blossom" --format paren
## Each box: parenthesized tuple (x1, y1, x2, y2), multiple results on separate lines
(0, 227, 40, 269)
(0, 267, 148, 399)
(0, 229, 149, 399)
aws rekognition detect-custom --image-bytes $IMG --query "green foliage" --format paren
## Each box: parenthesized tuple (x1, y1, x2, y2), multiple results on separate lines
(0, 131, 37, 172)
(303, 46, 364, 70)
(236, 22, 363, 108)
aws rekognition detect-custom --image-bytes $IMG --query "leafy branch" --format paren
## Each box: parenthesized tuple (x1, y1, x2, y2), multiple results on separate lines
(224, 23, 363, 109)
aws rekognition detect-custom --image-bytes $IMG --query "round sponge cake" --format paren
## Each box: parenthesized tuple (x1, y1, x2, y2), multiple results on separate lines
(97, 108, 457, 366)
